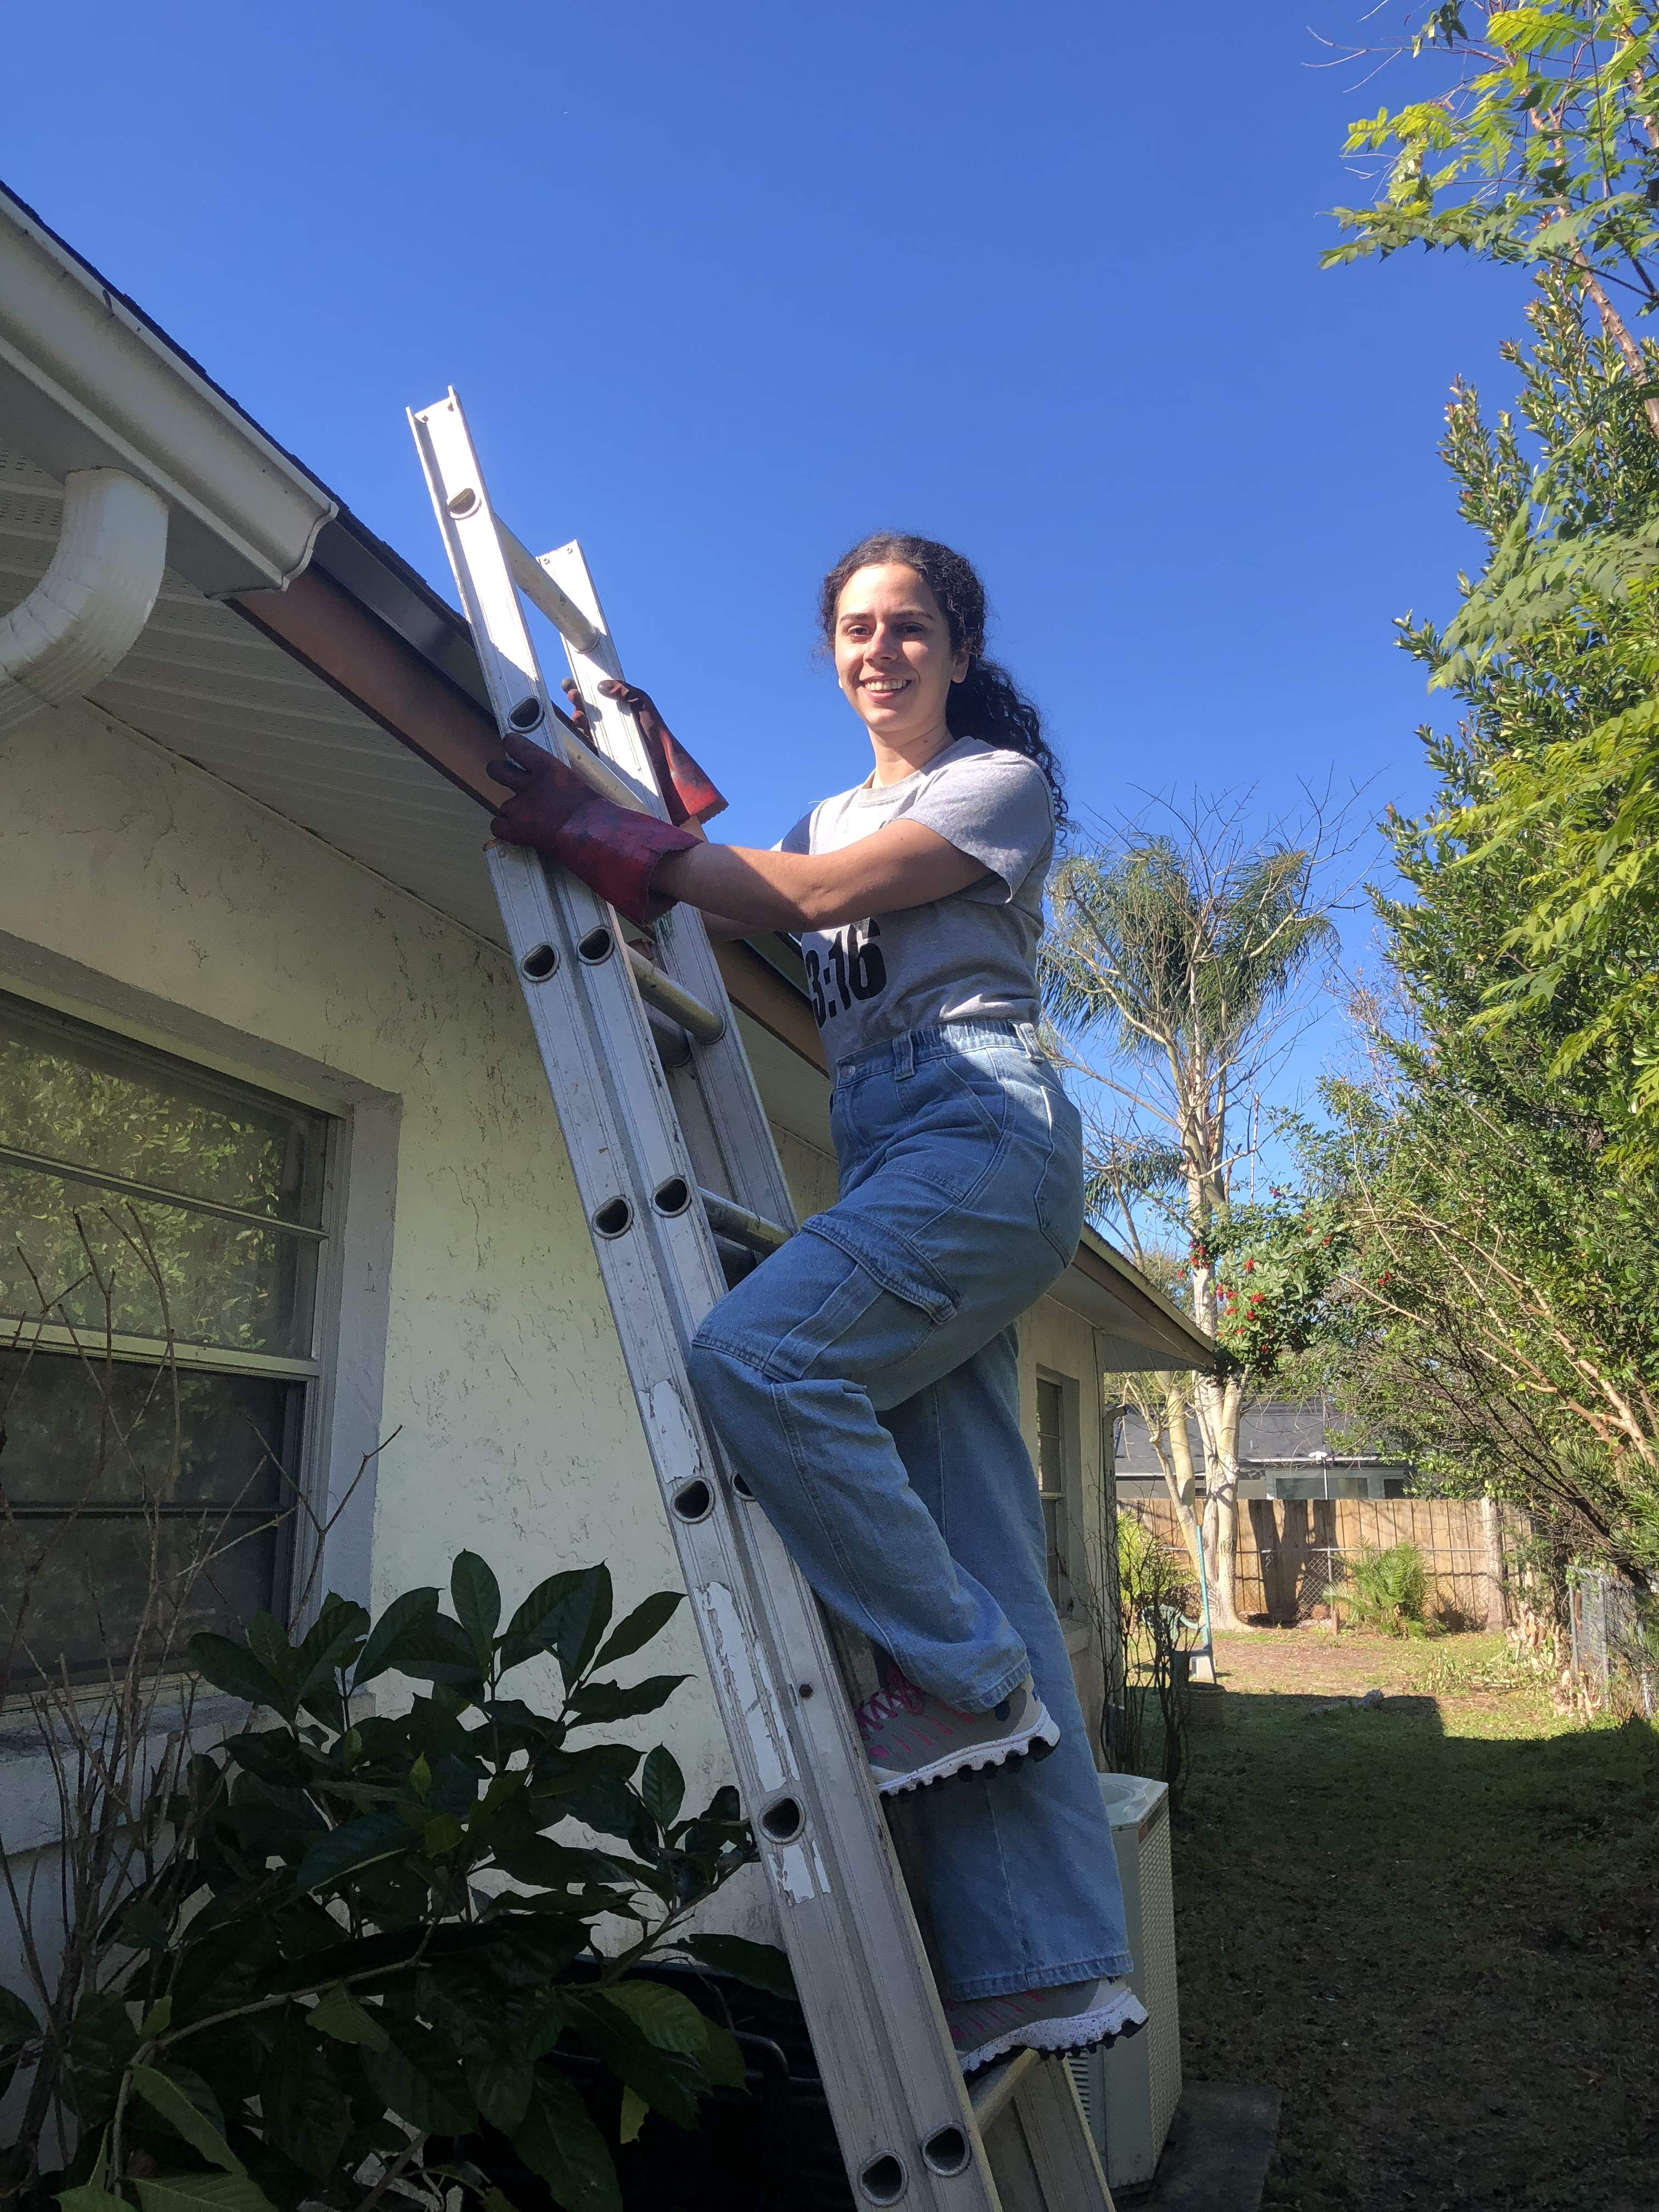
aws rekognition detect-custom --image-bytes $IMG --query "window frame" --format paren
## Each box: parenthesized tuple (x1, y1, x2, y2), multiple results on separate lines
(1035, 1365, 1084, 1621)
(1, 988, 348, 1685)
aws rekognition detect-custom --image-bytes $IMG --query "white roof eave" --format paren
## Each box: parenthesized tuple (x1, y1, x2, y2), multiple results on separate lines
(0, 189, 335, 597)
(1049, 1224, 1217, 1375)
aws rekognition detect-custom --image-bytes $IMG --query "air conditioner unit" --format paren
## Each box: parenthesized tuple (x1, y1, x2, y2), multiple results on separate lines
(1067, 1772, 1182, 2191)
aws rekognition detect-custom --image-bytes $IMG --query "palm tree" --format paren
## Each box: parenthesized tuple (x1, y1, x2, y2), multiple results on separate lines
(1043, 800, 1339, 1628)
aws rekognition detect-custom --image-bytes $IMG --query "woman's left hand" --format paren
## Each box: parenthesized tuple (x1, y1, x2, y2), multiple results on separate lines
(594, 678, 727, 827)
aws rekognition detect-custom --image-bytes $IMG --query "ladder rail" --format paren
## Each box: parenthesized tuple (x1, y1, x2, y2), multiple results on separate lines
(537, 535, 800, 1233)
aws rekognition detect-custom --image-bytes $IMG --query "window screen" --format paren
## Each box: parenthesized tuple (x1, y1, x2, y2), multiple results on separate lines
(1036, 1375, 1073, 1617)
(0, 993, 329, 1685)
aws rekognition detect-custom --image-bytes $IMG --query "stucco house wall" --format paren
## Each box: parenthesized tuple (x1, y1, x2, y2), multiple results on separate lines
(1019, 1291, 1116, 1754)
(0, 690, 1138, 1957)
(1, 679, 1142, 1876)
(0, 692, 751, 1844)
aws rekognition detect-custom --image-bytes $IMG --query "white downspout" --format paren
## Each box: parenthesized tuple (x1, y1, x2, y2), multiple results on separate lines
(0, 468, 168, 734)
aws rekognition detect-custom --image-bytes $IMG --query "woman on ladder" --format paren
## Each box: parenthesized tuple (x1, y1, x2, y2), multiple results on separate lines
(487, 532, 1145, 2075)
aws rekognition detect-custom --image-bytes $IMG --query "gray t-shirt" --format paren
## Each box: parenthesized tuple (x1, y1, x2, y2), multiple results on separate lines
(777, 737, 1054, 1064)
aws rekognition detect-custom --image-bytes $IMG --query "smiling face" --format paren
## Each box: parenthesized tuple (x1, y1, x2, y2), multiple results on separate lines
(833, 562, 970, 767)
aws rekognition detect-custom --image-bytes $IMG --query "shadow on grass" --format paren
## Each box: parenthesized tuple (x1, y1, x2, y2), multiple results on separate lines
(1169, 1684, 1659, 2212)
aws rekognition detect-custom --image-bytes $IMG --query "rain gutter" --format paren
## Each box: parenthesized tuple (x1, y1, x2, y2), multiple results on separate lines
(0, 182, 335, 595)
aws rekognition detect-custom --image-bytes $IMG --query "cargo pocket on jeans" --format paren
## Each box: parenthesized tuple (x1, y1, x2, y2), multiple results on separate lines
(802, 1213, 960, 1327)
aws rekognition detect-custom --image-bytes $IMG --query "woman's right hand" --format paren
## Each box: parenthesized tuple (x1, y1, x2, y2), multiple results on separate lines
(486, 729, 594, 848)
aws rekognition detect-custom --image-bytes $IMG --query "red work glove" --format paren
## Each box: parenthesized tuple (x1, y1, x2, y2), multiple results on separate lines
(487, 727, 698, 927)
(595, 679, 728, 828)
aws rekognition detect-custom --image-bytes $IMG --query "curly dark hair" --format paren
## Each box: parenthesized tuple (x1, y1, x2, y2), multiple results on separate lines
(817, 531, 1066, 826)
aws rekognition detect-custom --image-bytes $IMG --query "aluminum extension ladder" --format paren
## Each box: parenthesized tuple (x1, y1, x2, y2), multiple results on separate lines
(410, 390, 1114, 2212)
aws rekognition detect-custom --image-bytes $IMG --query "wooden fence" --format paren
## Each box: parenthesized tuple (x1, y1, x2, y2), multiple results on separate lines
(1125, 1495, 1508, 1629)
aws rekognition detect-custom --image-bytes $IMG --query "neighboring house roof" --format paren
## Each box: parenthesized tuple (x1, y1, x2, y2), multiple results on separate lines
(0, 176, 1215, 1379)
(1115, 1396, 1402, 1475)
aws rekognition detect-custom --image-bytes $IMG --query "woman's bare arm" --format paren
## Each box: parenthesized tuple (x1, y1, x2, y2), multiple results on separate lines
(484, 732, 985, 932)
(654, 819, 986, 932)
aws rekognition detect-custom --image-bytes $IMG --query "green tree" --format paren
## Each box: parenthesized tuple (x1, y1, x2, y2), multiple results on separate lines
(1298, 279, 1659, 1577)
(1327, 3, 1659, 1154)
(1325, 2, 1659, 433)
(1042, 803, 1340, 1626)
(1300, 1056, 1659, 1576)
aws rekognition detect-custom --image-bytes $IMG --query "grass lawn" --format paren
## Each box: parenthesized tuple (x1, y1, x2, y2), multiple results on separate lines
(1169, 1630, 1659, 2211)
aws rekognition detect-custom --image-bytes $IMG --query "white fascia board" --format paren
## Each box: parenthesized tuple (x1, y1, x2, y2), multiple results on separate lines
(1050, 1224, 1217, 1374)
(0, 190, 336, 595)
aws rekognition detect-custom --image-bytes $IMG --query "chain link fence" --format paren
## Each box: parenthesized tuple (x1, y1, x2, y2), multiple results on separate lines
(1567, 1567, 1658, 1720)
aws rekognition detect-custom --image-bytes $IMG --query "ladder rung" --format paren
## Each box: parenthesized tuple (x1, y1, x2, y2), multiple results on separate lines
(568, 741, 647, 811)
(499, 521, 603, 654)
(489, 693, 647, 815)
(628, 949, 725, 1043)
(967, 2047, 1040, 2132)
(698, 1187, 792, 1255)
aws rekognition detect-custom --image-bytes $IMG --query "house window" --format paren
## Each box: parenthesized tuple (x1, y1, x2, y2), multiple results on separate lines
(1036, 1374, 1075, 1617)
(0, 992, 330, 1686)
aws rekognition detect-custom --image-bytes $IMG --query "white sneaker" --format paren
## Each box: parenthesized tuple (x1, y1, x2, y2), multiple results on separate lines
(945, 1978, 1149, 2074)
(855, 1669, 1060, 1796)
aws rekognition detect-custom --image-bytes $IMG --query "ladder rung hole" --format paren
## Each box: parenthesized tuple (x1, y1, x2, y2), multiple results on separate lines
(446, 487, 478, 516)
(652, 1176, 691, 1215)
(670, 1479, 713, 1522)
(509, 695, 543, 731)
(730, 1472, 757, 1502)
(578, 926, 614, 963)
(922, 2126, 969, 2176)
(857, 2155, 907, 2206)
(520, 943, 560, 983)
(758, 1794, 804, 1844)
(592, 1197, 633, 1238)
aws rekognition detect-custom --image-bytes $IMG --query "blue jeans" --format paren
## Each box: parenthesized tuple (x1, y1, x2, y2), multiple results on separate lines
(687, 1020, 1133, 2000)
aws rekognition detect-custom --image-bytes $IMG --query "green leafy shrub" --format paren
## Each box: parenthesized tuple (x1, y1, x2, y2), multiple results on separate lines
(1338, 1543, 1434, 1639)
(0, 1551, 786, 2212)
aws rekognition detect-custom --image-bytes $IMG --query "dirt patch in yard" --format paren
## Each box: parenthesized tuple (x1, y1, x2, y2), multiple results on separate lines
(1169, 1630, 1659, 2211)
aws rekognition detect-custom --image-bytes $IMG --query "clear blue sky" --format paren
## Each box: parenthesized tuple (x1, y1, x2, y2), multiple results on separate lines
(7, 2, 1529, 1084)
